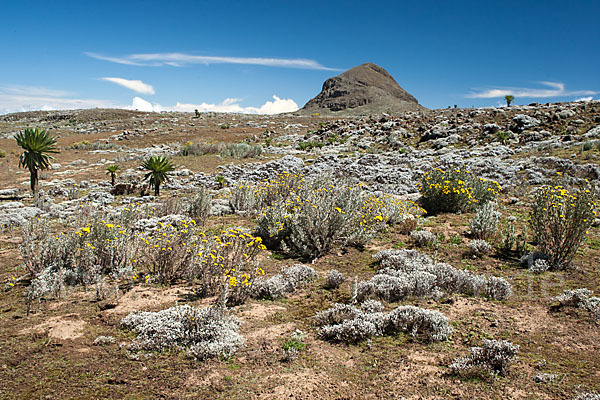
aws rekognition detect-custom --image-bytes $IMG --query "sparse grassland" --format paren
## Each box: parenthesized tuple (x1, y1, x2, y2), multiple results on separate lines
(1, 104, 600, 399)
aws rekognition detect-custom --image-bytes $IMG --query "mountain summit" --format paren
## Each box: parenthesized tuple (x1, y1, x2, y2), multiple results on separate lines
(300, 62, 426, 115)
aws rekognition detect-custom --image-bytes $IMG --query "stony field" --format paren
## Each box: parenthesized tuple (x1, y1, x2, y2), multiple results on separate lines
(1, 102, 599, 399)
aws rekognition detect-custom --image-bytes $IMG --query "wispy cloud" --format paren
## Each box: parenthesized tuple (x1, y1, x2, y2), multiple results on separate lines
(467, 81, 597, 98)
(85, 51, 337, 70)
(0, 85, 73, 98)
(0, 85, 114, 114)
(100, 77, 155, 95)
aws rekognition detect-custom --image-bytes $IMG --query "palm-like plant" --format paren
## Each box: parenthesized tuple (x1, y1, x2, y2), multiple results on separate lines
(106, 164, 120, 186)
(141, 156, 175, 196)
(15, 128, 59, 194)
(505, 95, 515, 107)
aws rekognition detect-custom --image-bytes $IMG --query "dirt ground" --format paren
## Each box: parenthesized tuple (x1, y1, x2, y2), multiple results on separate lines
(0, 108, 599, 399)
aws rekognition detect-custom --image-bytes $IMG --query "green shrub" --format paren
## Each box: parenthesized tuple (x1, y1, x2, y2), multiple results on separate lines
(0, 150, 6, 158)
(418, 168, 502, 214)
(529, 183, 597, 269)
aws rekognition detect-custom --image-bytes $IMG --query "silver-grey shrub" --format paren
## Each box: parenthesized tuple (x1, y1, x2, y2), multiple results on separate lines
(187, 187, 212, 223)
(529, 259, 551, 274)
(121, 305, 245, 360)
(449, 339, 519, 376)
(485, 276, 513, 300)
(251, 264, 317, 300)
(93, 335, 116, 346)
(325, 269, 344, 289)
(360, 249, 512, 302)
(574, 393, 600, 400)
(410, 230, 437, 247)
(468, 239, 492, 258)
(229, 182, 259, 214)
(256, 177, 372, 259)
(554, 288, 600, 323)
(315, 303, 452, 344)
(469, 201, 500, 240)
(387, 305, 453, 342)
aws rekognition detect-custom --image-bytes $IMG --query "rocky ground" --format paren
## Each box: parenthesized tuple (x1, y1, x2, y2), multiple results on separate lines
(0, 102, 599, 399)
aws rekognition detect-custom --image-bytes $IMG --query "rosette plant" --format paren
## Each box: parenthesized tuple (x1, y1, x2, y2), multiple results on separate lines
(15, 128, 58, 194)
(141, 156, 175, 196)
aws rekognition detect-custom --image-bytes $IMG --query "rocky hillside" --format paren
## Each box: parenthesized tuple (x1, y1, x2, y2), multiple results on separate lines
(299, 62, 426, 115)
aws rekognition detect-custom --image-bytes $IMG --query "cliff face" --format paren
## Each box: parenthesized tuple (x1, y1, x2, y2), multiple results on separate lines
(300, 62, 426, 115)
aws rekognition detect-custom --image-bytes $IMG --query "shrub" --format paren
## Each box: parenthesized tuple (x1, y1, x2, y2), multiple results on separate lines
(387, 305, 453, 342)
(180, 141, 262, 159)
(229, 182, 260, 214)
(485, 276, 513, 300)
(468, 239, 492, 258)
(410, 230, 436, 247)
(325, 269, 344, 289)
(251, 264, 316, 300)
(554, 288, 599, 323)
(281, 329, 307, 362)
(449, 339, 519, 376)
(256, 176, 424, 259)
(470, 201, 500, 240)
(93, 336, 116, 346)
(418, 168, 501, 214)
(180, 141, 223, 156)
(315, 303, 452, 344)
(137, 224, 266, 305)
(529, 183, 597, 269)
(0, 149, 5, 158)
(529, 259, 551, 274)
(574, 393, 600, 400)
(221, 143, 262, 159)
(360, 249, 511, 301)
(187, 187, 212, 223)
(121, 305, 245, 360)
(255, 178, 373, 259)
(21, 217, 134, 283)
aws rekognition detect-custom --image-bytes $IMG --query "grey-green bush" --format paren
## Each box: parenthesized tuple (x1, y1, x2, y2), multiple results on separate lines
(121, 305, 245, 360)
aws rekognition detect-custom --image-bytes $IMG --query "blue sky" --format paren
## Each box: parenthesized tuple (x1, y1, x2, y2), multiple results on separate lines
(1, 0, 598, 114)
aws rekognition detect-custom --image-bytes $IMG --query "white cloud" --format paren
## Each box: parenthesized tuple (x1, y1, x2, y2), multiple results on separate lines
(0, 85, 297, 115)
(86, 51, 337, 71)
(130, 96, 162, 112)
(467, 81, 597, 98)
(130, 95, 298, 115)
(0, 85, 115, 114)
(576, 96, 594, 102)
(100, 77, 155, 95)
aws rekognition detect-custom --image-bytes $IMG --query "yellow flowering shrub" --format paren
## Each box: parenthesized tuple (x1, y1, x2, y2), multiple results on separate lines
(256, 177, 424, 259)
(418, 168, 502, 214)
(136, 220, 266, 305)
(230, 171, 304, 214)
(530, 183, 597, 269)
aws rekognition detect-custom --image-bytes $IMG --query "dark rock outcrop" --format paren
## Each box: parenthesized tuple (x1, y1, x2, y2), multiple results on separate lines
(300, 63, 426, 115)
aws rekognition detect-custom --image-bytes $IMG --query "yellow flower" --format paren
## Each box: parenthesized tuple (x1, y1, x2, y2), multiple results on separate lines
(82, 227, 91, 233)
